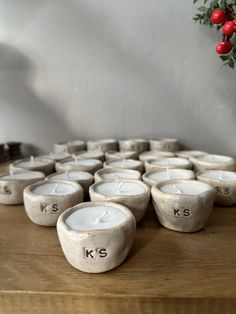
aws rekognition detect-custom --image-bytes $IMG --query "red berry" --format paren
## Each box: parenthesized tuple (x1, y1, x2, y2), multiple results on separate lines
(211, 9, 226, 24)
(216, 41, 233, 54)
(223, 21, 235, 35)
(233, 19, 236, 25)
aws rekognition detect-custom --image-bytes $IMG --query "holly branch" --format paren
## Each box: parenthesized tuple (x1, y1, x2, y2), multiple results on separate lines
(193, 0, 236, 68)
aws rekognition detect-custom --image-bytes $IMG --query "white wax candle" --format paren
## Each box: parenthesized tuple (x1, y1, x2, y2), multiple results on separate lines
(151, 158, 189, 166)
(17, 156, 49, 167)
(198, 154, 233, 163)
(32, 182, 77, 195)
(65, 159, 100, 166)
(109, 152, 136, 158)
(146, 169, 193, 182)
(95, 181, 145, 196)
(65, 205, 127, 231)
(139, 151, 174, 160)
(199, 170, 236, 181)
(42, 153, 69, 161)
(160, 181, 209, 195)
(106, 159, 140, 169)
(75, 151, 103, 159)
(101, 171, 140, 181)
(49, 171, 92, 181)
(176, 150, 207, 158)
(1, 171, 43, 180)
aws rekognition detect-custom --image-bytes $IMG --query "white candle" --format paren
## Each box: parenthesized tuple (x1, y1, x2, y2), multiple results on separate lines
(104, 159, 143, 172)
(48, 171, 92, 181)
(73, 151, 104, 161)
(176, 150, 207, 159)
(199, 170, 236, 181)
(139, 151, 174, 162)
(143, 169, 195, 186)
(65, 205, 127, 231)
(16, 156, 49, 167)
(40, 152, 70, 162)
(95, 169, 141, 181)
(56, 158, 102, 174)
(105, 151, 137, 160)
(1, 170, 44, 180)
(160, 181, 210, 195)
(145, 157, 192, 171)
(190, 154, 235, 172)
(95, 181, 146, 196)
(32, 182, 78, 195)
(10, 156, 55, 175)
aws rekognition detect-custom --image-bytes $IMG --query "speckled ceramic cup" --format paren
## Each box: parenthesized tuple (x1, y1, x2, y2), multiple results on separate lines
(54, 140, 86, 154)
(190, 154, 235, 172)
(87, 139, 118, 152)
(104, 159, 144, 173)
(149, 138, 179, 152)
(10, 157, 55, 175)
(105, 151, 138, 161)
(57, 201, 136, 273)
(118, 139, 148, 153)
(94, 168, 142, 182)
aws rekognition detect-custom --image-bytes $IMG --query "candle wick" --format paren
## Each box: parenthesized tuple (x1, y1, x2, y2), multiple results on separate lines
(52, 184, 58, 194)
(95, 210, 108, 223)
(10, 169, 15, 177)
(118, 181, 124, 193)
(173, 184, 182, 194)
(114, 175, 120, 180)
(74, 156, 78, 165)
(65, 170, 70, 179)
(30, 155, 34, 164)
(122, 159, 126, 167)
(219, 170, 223, 180)
(166, 167, 170, 179)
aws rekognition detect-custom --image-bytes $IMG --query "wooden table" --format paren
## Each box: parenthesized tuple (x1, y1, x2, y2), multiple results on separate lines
(0, 164, 236, 313)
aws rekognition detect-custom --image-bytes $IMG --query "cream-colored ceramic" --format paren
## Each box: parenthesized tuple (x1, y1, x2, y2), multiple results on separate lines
(87, 139, 118, 152)
(176, 150, 208, 159)
(94, 168, 142, 182)
(57, 201, 136, 273)
(73, 151, 105, 162)
(89, 180, 150, 222)
(151, 179, 216, 233)
(24, 180, 83, 226)
(144, 157, 192, 172)
(105, 151, 138, 161)
(190, 154, 235, 172)
(118, 139, 148, 153)
(104, 159, 144, 173)
(139, 151, 175, 162)
(54, 140, 86, 154)
(197, 170, 236, 206)
(55, 158, 103, 174)
(0, 170, 45, 205)
(149, 138, 179, 152)
(10, 157, 55, 175)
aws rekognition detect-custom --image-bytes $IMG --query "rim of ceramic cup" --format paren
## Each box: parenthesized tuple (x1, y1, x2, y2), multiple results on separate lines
(190, 155, 235, 166)
(151, 179, 216, 199)
(24, 179, 83, 199)
(146, 157, 192, 166)
(104, 159, 143, 167)
(90, 179, 150, 200)
(12, 157, 55, 166)
(0, 169, 45, 182)
(176, 150, 208, 158)
(197, 170, 236, 183)
(143, 169, 195, 185)
(57, 201, 135, 234)
(105, 151, 137, 157)
(72, 150, 104, 158)
(46, 171, 93, 182)
(95, 168, 142, 180)
(57, 158, 102, 166)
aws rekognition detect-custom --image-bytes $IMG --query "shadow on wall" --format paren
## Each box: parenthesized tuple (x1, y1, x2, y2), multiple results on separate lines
(0, 43, 74, 154)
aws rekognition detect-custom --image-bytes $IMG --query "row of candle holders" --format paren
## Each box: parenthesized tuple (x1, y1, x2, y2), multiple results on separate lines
(0, 138, 235, 273)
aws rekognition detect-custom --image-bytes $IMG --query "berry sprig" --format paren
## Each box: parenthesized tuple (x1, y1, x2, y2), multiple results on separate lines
(193, 0, 236, 68)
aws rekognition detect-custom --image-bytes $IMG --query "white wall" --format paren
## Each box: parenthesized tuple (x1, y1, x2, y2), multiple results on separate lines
(0, 0, 235, 155)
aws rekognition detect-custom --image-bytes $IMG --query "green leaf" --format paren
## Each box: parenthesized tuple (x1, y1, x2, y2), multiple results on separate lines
(220, 55, 230, 61)
(198, 6, 207, 11)
(193, 0, 199, 3)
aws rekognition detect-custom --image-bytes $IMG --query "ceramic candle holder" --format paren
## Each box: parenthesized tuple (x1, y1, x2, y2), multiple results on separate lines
(46, 171, 93, 196)
(151, 179, 216, 233)
(118, 139, 149, 153)
(54, 140, 86, 154)
(87, 139, 118, 152)
(190, 154, 235, 172)
(139, 151, 175, 162)
(105, 151, 138, 161)
(94, 168, 142, 182)
(176, 150, 207, 159)
(144, 157, 192, 172)
(73, 151, 105, 162)
(0, 170, 45, 205)
(57, 201, 136, 273)
(55, 158, 103, 174)
(89, 180, 150, 222)
(197, 170, 236, 206)
(143, 169, 195, 187)
(104, 159, 144, 173)
(24, 180, 84, 226)
(149, 138, 179, 152)
(40, 152, 70, 162)
(10, 157, 55, 175)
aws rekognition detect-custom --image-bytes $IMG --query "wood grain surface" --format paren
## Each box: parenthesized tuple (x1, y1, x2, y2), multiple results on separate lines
(0, 163, 236, 313)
